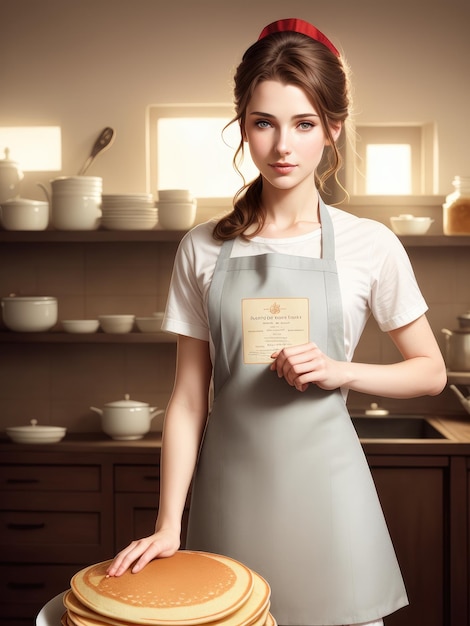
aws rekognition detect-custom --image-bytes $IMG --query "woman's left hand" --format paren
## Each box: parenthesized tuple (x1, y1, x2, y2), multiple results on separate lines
(270, 342, 344, 392)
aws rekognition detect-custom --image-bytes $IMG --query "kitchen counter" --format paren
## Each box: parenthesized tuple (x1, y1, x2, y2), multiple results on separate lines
(1, 413, 469, 455)
(1, 413, 470, 626)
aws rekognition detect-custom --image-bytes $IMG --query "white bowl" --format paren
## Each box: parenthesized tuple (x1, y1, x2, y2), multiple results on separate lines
(157, 200, 197, 230)
(6, 420, 66, 444)
(0, 198, 49, 231)
(61, 319, 99, 333)
(390, 214, 433, 235)
(50, 176, 102, 191)
(101, 216, 157, 231)
(1, 296, 58, 332)
(136, 316, 163, 333)
(101, 208, 157, 215)
(98, 314, 135, 333)
(157, 189, 193, 202)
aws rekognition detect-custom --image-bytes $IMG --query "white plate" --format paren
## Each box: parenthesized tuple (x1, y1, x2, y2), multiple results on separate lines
(36, 591, 66, 626)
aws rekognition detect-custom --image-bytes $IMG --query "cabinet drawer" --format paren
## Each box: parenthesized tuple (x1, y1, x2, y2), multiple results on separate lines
(0, 563, 77, 621)
(114, 464, 159, 492)
(0, 463, 101, 492)
(1, 510, 100, 546)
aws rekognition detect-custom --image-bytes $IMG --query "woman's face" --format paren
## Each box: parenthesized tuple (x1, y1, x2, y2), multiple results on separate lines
(244, 80, 340, 193)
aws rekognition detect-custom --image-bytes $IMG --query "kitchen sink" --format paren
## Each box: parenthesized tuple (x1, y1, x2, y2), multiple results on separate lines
(351, 416, 448, 439)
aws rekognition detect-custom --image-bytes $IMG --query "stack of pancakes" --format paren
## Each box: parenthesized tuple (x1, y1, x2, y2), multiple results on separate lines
(61, 551, 276, 626)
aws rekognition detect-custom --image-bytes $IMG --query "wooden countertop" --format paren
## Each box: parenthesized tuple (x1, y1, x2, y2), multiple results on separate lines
(1, 415, 470, 457)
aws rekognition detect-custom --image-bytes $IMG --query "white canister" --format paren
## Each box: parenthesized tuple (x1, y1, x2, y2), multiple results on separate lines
(39, 176, 102, 231)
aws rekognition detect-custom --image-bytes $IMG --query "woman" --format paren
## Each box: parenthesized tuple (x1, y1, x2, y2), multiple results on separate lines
(107, 18, 447, 626)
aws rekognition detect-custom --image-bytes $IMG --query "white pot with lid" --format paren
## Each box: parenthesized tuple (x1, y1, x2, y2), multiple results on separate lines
(90, 394, 164, 440)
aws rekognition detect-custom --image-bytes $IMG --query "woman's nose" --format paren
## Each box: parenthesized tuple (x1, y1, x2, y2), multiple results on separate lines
(275, 130, 292, 155)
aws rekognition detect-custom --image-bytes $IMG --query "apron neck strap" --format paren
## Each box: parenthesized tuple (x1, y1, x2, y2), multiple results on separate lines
(218, 196, 335, 260)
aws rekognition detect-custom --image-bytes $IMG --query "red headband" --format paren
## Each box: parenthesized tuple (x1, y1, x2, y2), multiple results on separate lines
(258, 18, 340, 57)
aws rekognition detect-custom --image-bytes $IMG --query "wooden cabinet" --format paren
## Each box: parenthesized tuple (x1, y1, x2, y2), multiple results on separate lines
(367, 455, 449, 626)
(0, 440, 468, 625)
(0, 442, 189, 624)
(0, 450, 115, 624)
(114, 462, 161, 550)
(114, 461, 189, 552)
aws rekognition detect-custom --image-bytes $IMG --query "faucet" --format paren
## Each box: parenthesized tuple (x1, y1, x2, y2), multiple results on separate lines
(449, 385, 470, 415)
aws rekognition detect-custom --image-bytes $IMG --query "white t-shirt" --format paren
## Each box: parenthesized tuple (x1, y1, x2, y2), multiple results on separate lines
(162, 205, 427, 363)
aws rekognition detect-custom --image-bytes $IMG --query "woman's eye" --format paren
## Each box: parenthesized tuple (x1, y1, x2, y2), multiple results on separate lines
(256, 120, 271, 129)
(299, 121, 314, 130)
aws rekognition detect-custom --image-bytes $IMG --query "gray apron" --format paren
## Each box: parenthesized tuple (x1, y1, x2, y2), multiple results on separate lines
(186, 200, 408, 625)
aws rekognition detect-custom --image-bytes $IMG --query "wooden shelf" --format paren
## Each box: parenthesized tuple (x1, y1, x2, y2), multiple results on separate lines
(447, 371, 470, 384)
(0, 229, 187, 243)
(0, 230, 469, 246)
(397, 235, 470, 247)
(0, 331, 176, 344)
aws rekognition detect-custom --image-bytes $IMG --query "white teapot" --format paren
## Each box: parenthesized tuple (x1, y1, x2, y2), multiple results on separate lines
(0, 148, 24, 204)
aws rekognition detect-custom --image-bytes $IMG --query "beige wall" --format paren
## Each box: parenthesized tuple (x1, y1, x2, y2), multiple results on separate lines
(1, 0, 470, 431)
(2, 0, 470, 197)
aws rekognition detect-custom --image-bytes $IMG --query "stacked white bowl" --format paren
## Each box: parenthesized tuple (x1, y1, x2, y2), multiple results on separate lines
(101, 193, 157, 230)
(50, 176, 102, 230)
(157, 189, 197, 230)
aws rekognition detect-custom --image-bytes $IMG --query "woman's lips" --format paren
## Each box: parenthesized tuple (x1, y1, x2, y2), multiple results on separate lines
(269, 162, 297, 175)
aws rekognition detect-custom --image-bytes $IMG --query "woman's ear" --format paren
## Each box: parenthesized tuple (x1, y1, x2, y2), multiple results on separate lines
(327, 122, 342, 145)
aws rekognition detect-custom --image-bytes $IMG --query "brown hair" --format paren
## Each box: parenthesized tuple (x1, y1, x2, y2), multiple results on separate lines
(213, 30, 351, 241)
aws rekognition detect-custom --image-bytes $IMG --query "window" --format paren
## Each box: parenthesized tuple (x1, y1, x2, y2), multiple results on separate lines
(0, 126, 61, 171)
(147, 104, 258, 203)
(346, 123, 438, 196)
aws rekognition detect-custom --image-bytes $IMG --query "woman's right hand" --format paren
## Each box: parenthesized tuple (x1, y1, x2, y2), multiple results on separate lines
(106, 528, 180, 577)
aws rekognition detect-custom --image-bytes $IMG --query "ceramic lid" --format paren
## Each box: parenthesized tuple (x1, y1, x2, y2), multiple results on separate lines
(6, 419, 66, 433)
(104, 394, 149, 408)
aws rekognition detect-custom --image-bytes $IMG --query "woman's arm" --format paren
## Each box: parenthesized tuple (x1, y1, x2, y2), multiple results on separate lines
(106, 335, 212, 576)
(271, 314, 447, 397)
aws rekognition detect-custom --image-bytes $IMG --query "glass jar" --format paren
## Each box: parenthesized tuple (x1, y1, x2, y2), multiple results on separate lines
(443, 175, 470, 235)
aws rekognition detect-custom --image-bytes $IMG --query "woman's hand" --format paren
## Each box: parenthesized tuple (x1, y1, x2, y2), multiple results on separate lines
(106, 528, 180, 577)
(270, 316, 447, 399)
(270, 342, 344, 392)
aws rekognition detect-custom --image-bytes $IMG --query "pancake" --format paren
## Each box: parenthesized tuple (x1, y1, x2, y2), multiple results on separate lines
(64, 590, 128, 626)
(264, 614, 276, 626)
(65, 572, 269, 626)
(71, 551, 255, 625)
(205, 572, 269, 626)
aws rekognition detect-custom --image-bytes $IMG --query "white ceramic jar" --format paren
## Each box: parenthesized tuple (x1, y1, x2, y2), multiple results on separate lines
(1, 296, 58, 332)
(0, 198, 49, 230)
(0, 148, 23, 204)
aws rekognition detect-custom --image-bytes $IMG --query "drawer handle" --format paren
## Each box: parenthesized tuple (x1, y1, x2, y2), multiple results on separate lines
(8, 581, 45, 590)
(7, 522, 46, 531)
(6, 478, 40, 484)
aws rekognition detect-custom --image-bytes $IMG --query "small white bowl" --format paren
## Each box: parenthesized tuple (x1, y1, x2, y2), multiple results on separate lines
(1, 198, 49, 231)
(157, 200, 197, 230)
(136, 316, 163, 333)
(61, 319, 99, 333)
(6, 420, 66, 444)
(98, 314, 135, 334)
(390, 214, 433, 235)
